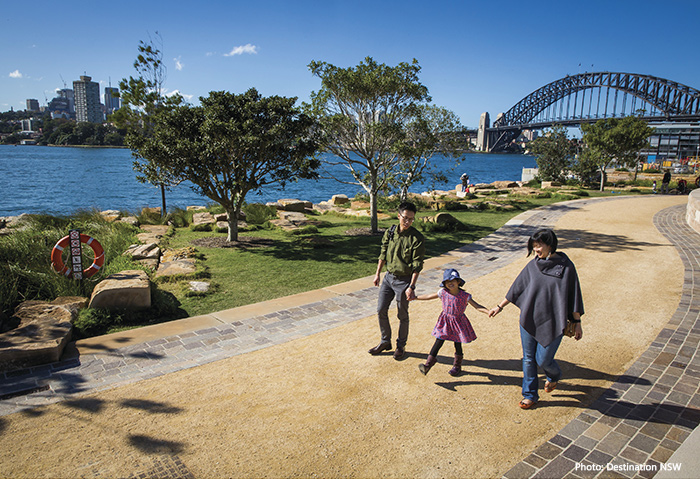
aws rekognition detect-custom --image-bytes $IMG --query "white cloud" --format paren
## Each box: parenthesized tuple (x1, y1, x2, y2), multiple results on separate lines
(166, 89, 194, 102)
(174, 56, 184, 71)
(224, 43, 258, 57)
(9, 70, 23, 78)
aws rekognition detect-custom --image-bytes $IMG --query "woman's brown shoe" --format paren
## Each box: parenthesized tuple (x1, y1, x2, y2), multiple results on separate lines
(544, 381, 558, 393)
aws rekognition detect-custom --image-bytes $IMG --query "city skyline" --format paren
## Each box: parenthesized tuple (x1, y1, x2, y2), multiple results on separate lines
(2, 0, 699, 128)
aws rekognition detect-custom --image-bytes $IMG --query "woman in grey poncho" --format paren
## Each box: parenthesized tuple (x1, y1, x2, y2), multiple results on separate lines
(489, 229, 584, 409)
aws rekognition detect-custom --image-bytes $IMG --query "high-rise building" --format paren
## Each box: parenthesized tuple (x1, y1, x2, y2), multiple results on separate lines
(73, 75, 102, 123)
(58, 88, 75, 114)
(26, 99, 40, 111)
(104, 87, 120, 115)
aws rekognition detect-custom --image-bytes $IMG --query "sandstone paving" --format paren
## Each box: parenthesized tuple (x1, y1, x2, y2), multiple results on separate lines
(0, 195, 698, 479)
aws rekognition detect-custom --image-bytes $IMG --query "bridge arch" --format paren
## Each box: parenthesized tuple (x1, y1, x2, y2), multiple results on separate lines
(487, 72, 700, 152)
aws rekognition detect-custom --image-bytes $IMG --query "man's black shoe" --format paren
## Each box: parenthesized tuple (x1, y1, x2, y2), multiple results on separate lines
(368, 342, 392, 355)
(393, 347, 405, 360)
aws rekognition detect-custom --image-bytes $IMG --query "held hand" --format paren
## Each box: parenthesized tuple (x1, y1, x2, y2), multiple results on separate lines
(405, 288, 416, 302)
(574, 322, 583, 341)
(488, 308, 500, 318)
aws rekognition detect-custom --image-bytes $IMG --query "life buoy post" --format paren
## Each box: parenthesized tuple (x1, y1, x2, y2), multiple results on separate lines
(51, 229, 105, 279)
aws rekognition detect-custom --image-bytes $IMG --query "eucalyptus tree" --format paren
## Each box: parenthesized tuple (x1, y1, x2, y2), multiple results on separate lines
(581, 116, 653, 190)
(306, 57, 430, 233)
(135, 89, 319, 241)
(528, 124, 576, 182)
(391, 104, 467, 201)
(113, 33, 183, 216)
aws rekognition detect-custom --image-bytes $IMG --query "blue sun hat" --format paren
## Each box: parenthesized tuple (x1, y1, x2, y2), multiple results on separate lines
(441, 268, 465, 287)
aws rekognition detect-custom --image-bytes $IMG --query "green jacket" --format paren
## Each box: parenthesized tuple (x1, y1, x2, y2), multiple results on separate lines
(378, 224, 425, 277)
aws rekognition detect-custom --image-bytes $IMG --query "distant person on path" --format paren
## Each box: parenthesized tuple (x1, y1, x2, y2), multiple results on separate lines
(369, 202, 425, 360)
(460, 173, 470, 192)
(413, 268, 490, 376)
(662, 170, 671, 194)
(489, 229, 584, 409)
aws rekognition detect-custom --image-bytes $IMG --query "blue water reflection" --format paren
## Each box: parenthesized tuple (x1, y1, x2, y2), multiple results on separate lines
(0, 146, 535, 216)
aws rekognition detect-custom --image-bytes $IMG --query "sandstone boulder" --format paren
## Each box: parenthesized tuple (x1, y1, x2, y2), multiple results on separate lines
(88, 270, 151, 310)
(277, 199, 313, 212)
(156, 259, 196, 277)
(137, 225, 169, 245)
(141, 207, 161, 216)
(435, 212, 460, 224)
(189, 281, 210, 293)
(120, 216, 139, 227)
(541, 181, 562, 189)
(350, 200, 370, 210)
(330, 194, 350, 205)
(491, 181, 519, 189)
(161, 247, 196, 262)
(192, 212, 216, 226)
(124, 243, 161, 260)
(0, 297, 86, 371)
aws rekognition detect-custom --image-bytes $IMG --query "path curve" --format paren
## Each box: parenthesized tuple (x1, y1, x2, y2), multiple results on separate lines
(0, 195, 697, 479)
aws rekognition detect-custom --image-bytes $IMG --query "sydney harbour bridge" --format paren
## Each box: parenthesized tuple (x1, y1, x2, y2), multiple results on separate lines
(477, 72, 700, 153)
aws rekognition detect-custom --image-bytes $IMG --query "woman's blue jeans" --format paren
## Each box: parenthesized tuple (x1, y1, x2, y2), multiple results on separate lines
(520, 325, 563, 401)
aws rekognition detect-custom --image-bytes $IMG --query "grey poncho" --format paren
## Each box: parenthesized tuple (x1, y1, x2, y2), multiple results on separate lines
(506, 252, 584, 346)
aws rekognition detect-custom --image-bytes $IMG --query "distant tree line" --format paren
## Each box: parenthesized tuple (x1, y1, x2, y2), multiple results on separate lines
(0, 112, 126, 146)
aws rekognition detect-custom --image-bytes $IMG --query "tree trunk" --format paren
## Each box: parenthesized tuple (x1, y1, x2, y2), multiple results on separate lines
(226, 207, 239, 242)
(370, 191, 378, 233)
(599, 167, 606, 191)
(369, 172, 379, 233)
(160, 184, 167, 217)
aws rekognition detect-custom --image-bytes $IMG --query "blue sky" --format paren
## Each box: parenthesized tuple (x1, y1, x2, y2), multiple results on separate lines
(2, 0, 698, 128)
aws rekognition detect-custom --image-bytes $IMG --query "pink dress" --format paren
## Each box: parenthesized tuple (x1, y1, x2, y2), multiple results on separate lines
(432, 288, 477, 343)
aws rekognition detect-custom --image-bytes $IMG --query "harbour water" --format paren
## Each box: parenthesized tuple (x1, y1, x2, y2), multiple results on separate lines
(0, 145, 535, 217)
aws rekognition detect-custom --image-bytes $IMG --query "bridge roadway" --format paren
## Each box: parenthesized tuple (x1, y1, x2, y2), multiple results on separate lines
(0, 195, 698, 478)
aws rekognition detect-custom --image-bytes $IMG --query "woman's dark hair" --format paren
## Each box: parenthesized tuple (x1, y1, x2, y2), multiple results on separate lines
(398, 202, 417, 214)
(527, 229, 558, 257)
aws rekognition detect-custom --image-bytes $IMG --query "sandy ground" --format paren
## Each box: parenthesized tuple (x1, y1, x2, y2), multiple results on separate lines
(0, 195, 687, 479)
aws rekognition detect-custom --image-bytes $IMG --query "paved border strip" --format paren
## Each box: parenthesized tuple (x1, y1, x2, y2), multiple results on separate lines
(502, 203, 700, 479)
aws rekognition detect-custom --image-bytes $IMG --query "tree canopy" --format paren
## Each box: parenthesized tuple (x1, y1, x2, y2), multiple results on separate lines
(527, 124, 576, 182)
(306, 56, 431, 232)
(391, 104, 467, 201)
(134, 89, 319, 241)
(580, 116, 653, 190)
(113, 33, 184, 215)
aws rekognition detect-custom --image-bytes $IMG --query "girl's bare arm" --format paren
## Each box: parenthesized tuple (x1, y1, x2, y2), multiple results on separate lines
(414, 292, 438, 301)
(468, 297, 490, 314)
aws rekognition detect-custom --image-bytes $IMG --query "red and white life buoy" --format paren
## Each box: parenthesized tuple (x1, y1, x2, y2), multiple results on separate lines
(51, 234, 105, 278)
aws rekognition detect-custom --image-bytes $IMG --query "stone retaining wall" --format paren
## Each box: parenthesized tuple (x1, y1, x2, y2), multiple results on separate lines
(687, 188, 700, 234)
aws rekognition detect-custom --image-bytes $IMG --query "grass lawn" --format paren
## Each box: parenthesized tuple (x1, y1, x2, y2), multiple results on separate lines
(155, 196, 564, 319)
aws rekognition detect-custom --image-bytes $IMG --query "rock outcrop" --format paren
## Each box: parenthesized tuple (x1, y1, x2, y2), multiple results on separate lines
(0, 297, 86, 372)
(88, 270, 151, 310)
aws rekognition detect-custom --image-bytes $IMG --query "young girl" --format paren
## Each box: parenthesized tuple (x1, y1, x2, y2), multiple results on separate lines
(414, 268, 490, 376)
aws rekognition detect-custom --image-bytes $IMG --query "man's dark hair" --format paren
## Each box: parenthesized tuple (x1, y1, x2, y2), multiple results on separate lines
(527, 229, 558, 257)
(397, 202, 417, 214)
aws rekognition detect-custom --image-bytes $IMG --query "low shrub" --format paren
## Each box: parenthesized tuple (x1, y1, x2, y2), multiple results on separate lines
(418, 220, 468, 233)
(190, 223, 213, 232)
(243, 203, 278, 224)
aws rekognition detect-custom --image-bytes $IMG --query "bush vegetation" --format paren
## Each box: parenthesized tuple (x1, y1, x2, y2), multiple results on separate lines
(0, 188, 650, 338)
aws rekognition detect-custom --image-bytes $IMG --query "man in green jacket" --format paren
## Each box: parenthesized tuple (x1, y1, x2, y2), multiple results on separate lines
(368, 202, 425, 360)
